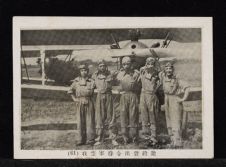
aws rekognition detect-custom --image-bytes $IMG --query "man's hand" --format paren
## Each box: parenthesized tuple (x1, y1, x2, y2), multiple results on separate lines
(71, 95, 77, 102)
(111, 70, 119, 78)
(112, 89, 121, 95)
(183, 86, 190, 92)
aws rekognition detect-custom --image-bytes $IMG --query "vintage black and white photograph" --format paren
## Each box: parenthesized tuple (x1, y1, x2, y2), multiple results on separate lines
(13, 17, 213, 159)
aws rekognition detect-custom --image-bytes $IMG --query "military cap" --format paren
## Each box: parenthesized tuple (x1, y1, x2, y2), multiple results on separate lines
(122, 56, 132, 63)
(165, 62, 174, 68)
(98, 59, 107, 65)
(146, 57, 156, 63)
(78, 64, 89, 70)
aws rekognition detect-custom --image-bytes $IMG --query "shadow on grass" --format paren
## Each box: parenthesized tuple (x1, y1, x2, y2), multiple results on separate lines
(22, 123, 77, 131)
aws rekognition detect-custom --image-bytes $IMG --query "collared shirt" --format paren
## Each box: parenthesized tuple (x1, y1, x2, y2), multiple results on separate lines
(68, 77, 95, 97)
(159, 72, 179, 95)
(116, 68, 140, 92)
(140, 67, 159, 93)
(92, 70, 112, 93)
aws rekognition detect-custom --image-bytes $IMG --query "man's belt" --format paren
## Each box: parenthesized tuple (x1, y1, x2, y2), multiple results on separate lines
(163, 91, 175, 95)
(96, 89, 112, 94)
(74, 97, 92, 104)
(141, 89, 155, 94)
(120, 90, 136, 94)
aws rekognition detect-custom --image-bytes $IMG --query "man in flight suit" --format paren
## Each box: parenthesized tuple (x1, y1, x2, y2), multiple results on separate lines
(159, 62, 185, 148)
(115, 56, 140, 144)
(68, 64, 95, 146)
(92, 59, 118, 146)
(139, 57, 160, 144)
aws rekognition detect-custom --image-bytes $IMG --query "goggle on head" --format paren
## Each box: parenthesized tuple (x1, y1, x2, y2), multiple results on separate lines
(97, 59, 109, 72)
(79, 65, 89, 76)
(122, 57, 132, 69)
(145, 57, 157, 68)
(164, 63, 174, 75)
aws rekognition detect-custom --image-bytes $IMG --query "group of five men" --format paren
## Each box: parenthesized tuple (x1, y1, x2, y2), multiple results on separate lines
(68, 56, 185, 148)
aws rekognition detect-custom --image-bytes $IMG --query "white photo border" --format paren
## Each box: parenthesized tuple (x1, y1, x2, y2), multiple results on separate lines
(13, 17, 213, 159)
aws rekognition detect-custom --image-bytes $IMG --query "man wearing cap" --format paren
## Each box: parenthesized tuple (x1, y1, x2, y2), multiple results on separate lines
(115, 56, 140, 144)
(139, 57, 160, 145)
(159, 62, 185, 148)
(92, 59, 118, 146)
(68, 64, 95, 146)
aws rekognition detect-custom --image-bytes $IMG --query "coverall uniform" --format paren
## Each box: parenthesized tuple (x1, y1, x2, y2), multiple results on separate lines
(68, 76, 95, 144)
(116, 68, 140, 142)
(159, 71, 183, 147)
(139, 67, 160, 140)
(92, 70, 117, 143)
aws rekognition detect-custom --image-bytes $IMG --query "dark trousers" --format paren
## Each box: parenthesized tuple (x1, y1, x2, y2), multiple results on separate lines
(139, 93, 159, 137)
(119, 92, 139, 140)
(95, 93, 115, 140)
(76, 98, 95, 143)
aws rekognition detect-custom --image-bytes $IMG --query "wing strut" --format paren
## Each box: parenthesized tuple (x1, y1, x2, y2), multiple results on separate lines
(40, 50, 46, 85)
(165, 36, 173, 48)
(111, 34, 120, 49)
(161, 32, 170, 48)
(21, 47, 30, 81)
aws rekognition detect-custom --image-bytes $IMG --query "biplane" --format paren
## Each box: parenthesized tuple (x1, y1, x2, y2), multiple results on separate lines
(21, 29, 202, 131)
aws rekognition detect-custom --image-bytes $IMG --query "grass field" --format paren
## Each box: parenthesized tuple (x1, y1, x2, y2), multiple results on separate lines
(21, 98, 202, 150)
